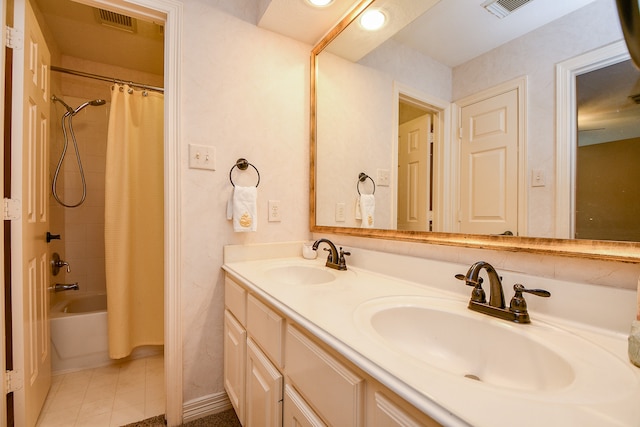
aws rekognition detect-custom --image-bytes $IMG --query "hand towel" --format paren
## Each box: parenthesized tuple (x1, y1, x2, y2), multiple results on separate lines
(359, 194, 375, 228)
(229, 186, 257, 232)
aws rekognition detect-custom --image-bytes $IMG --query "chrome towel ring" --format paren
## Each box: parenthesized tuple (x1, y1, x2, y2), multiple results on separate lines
(357, 172, 375, 195)
(229, 158, 260, 187)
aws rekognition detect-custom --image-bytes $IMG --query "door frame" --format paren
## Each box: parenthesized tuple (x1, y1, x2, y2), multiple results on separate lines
(391, 82, 451, 232)
(1, 0, 183, 425)
(453, 76, 528, 236)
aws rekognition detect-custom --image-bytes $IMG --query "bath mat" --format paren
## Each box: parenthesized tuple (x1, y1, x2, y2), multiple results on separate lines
(121, 408, 241, 427)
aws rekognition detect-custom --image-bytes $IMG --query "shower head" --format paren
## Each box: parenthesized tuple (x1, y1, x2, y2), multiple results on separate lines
(51, 94, 74, 114)
(72, 99, 106, 115)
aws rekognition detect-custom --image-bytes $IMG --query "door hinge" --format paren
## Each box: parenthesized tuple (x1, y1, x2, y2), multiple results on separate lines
(5, 26, 23, 49)
(459, 127, 463, 139)
(5, 370, 23, 394)
(4, 198, 21, 220)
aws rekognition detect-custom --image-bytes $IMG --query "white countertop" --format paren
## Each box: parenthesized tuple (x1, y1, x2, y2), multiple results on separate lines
(223, 242, 640, 427)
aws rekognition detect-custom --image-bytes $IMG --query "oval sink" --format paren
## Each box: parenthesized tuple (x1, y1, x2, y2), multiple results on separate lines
(266, 265, 336, 285)
(351, 295, 640, 394)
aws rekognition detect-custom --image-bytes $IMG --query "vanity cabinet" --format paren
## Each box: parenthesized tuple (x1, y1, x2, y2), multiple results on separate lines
(224, 273, 441, 427)
(224, 276, 284, 427)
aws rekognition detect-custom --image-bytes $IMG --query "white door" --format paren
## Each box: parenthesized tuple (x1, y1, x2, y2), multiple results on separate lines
(459, 89, 518, 235)
(10, 1, 52, 425)
(397, 114, 431, 231)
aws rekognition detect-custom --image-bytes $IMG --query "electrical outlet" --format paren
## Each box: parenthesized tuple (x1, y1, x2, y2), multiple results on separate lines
(377, 169, 390, 186)
(268, 200, 281, 222)
(335, 202, 346, 222)
(188, 144, 216, 170)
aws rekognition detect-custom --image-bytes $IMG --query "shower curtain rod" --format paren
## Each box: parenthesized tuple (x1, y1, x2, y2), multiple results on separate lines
(51, 65, 164, 93)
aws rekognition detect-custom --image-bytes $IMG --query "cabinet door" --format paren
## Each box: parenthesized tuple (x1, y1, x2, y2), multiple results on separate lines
(224, 310, 246, 425)
(283, 383, 327, 427)
(246, 338, 283, 427)
(368, 389, 441, 427)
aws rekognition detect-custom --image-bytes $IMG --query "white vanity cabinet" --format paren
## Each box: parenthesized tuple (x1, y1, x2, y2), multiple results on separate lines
(224, 273, 441, 427)
(224, 275, 284, 427)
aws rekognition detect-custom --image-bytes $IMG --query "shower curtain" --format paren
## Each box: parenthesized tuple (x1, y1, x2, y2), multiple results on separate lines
(105, 85, 164, 359)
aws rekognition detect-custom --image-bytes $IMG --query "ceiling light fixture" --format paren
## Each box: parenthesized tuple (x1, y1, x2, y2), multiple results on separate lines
(307, 0, 334, 7)
(360, 9, 386, 31)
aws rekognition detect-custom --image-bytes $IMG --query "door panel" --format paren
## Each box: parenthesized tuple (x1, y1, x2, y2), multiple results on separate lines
(10, 1, 52, 425)
(398, 115, 430, 231)
(459, 89, 518, 235)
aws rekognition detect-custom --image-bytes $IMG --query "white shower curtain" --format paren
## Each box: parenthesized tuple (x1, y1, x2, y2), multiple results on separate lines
(105, 85, 164, 359)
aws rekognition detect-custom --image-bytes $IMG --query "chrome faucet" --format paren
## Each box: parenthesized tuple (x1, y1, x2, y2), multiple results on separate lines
(312, 238, 350, 270)
(50, 283, 79, 292)
(51, 252, 70, 276)
(456, 261, 550, 323)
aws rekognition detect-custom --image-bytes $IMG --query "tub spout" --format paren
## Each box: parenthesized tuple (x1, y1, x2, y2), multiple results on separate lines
(50, 283, 79, 292)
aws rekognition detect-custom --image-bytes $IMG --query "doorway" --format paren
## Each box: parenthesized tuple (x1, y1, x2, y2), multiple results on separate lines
(2, 0, 182, 425)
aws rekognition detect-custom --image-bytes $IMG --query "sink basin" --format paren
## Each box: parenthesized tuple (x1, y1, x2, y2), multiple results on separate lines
(266, 264, 336, 285)
(354, 296, 634, 394)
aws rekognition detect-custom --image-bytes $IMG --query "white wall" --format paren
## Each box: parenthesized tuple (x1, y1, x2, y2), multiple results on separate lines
(180, 1, 310, 401)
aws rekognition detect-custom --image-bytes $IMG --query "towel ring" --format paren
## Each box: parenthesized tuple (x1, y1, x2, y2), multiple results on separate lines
(357, 172, 376, 195)
(229, 158, 260, 187)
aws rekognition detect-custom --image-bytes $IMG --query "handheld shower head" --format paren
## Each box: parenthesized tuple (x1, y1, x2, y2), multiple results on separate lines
(73, 99, 106, 115)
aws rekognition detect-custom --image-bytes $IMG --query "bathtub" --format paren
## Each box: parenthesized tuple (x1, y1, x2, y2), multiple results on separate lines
(50, 292, 161, 374)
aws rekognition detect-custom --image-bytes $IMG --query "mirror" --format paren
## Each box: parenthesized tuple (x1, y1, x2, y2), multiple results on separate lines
(310, 0, 640, 262)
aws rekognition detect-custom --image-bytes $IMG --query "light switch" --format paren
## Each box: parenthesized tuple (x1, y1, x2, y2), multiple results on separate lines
(531, 169, 545, 187)
(188, 144, 216, 171)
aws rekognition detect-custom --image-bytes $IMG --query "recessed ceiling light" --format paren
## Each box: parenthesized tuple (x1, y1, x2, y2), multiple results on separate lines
(360, 9, 386, 31)
(307, 0, 334, 7)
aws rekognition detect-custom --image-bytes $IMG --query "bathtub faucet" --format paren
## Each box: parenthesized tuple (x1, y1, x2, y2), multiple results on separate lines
(51, 283, 79, 292)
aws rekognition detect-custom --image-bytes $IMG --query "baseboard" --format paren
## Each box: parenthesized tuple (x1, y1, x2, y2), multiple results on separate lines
(182, 391, 233, 423)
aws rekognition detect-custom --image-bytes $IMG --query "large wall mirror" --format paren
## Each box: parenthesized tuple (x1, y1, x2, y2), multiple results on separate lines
(310, 0, 640, 262)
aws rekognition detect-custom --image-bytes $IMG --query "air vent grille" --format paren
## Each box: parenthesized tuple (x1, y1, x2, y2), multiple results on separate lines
(629, 93, 640, 104)
(95, 8, 137, 33)
(482, 0, 533, 19)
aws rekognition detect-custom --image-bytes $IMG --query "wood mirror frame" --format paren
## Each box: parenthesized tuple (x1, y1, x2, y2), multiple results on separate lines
(309, 0, 640, 263)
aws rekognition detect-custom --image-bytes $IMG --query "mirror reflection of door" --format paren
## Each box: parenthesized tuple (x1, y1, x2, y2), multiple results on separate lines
(397, 107, 433, 231)
(459, 89, 519, 235)
(576, 59, 640, 241)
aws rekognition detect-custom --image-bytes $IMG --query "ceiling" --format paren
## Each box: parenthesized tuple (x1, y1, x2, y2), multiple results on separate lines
(34, 0, 600, 75)
(33, 0, 164, 75)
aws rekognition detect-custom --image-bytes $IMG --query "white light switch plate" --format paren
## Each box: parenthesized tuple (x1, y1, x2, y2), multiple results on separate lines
(188, 144, 216, 170)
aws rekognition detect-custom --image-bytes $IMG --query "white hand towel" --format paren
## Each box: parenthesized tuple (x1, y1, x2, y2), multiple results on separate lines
(229, 186, 257, 232)
(359, 194, 375, 228)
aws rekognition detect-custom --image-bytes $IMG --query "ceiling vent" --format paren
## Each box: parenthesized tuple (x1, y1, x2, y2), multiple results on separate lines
(629, 93, 640, 104)
(482, 0, 533, 19)
(95, 8, 137, 33)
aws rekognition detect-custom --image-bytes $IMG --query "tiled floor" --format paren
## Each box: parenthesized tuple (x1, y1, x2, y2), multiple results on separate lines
(36, 355, 164, 427)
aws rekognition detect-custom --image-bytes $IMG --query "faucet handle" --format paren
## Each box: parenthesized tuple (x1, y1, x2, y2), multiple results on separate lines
(455, 274, 486, 303)
(323, 247, 333, 263)
(509, 284, 550, 313)
(338, 247, 350, 269)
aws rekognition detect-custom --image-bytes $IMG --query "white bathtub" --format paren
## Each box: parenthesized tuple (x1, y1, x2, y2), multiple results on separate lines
(50, 292, 161, 374)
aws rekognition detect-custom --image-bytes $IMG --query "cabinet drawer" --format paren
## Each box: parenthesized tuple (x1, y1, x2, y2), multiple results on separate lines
(247, 294, 284, 367)
(225, 275, 247, 326)
(286, 325, 364, 427)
